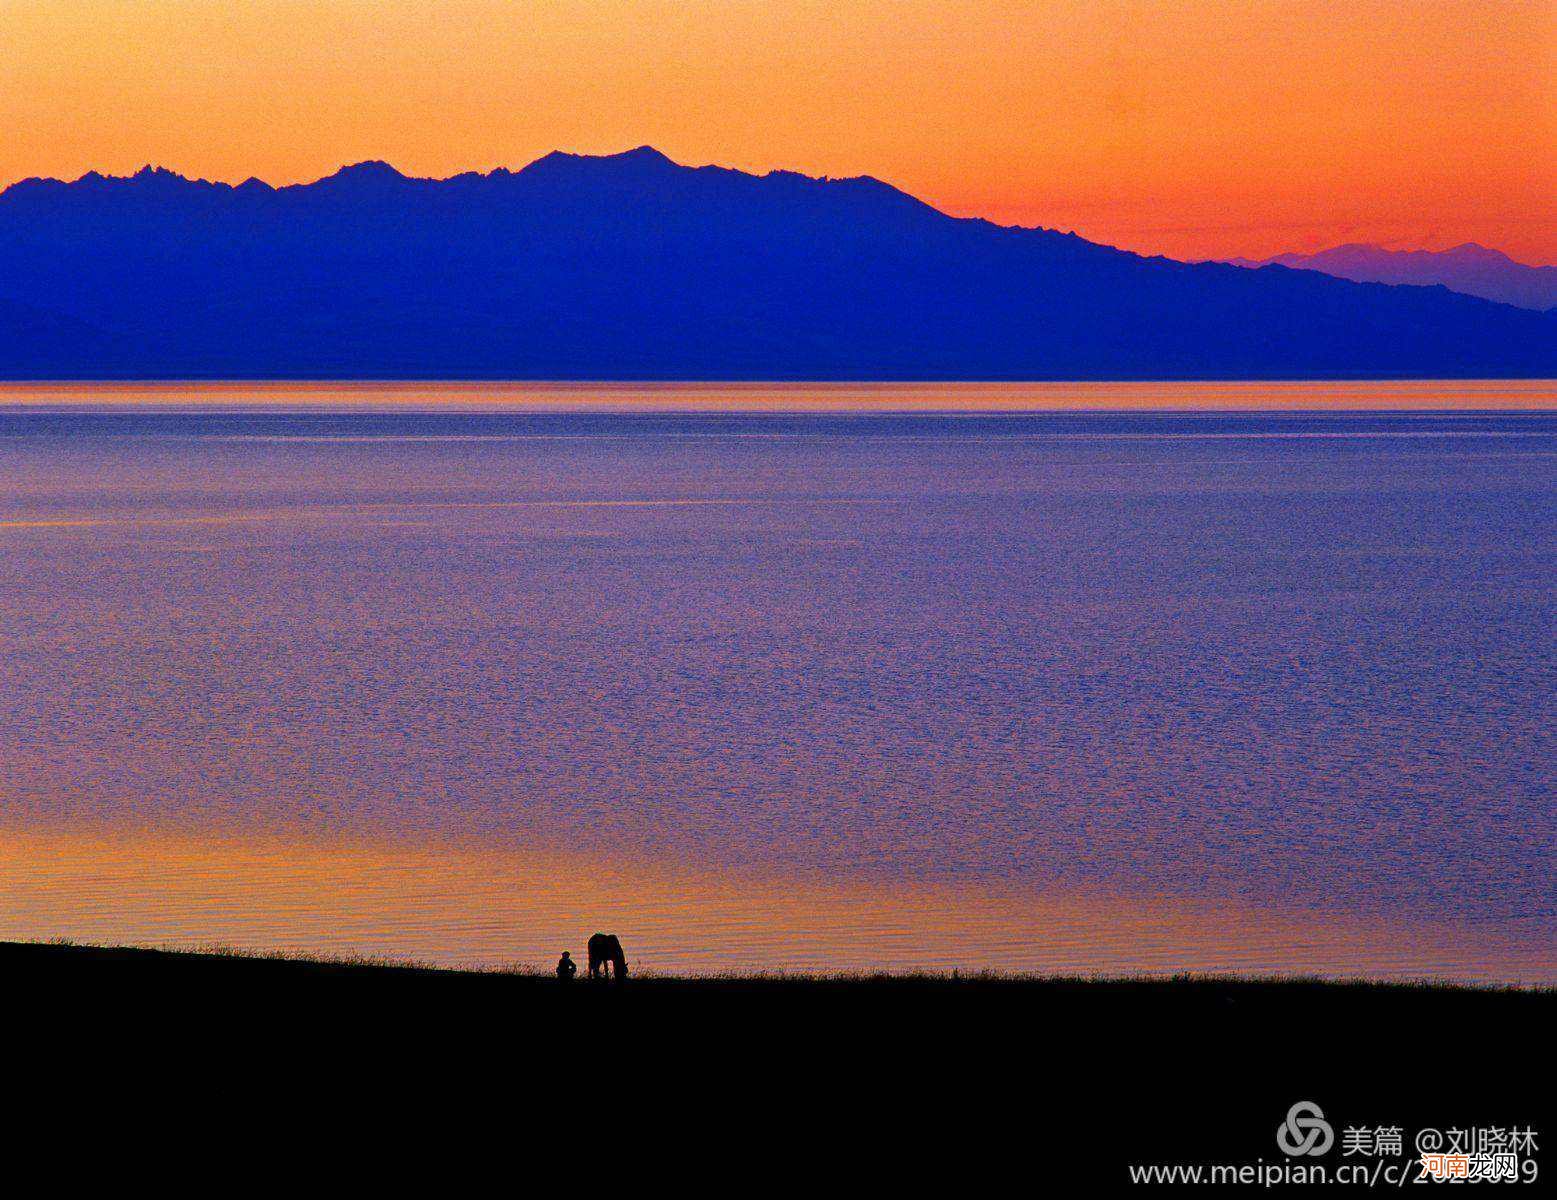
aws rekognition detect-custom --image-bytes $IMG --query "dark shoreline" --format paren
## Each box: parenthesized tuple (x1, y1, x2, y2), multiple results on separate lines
(17, 938, 1550, 1176)
(9, 938, 1552, 993)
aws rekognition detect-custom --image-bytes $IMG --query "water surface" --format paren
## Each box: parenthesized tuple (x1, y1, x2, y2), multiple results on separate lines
(2, 383, 1553, 981)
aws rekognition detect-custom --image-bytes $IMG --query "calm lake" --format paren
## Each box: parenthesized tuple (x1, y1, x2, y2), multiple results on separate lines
(2, 382, 1553, 981)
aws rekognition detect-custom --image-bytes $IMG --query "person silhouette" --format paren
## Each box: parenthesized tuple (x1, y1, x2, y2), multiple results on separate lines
(556, 950, 576, 982)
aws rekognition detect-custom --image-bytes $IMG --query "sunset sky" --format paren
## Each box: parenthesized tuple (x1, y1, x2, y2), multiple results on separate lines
(3, 0, 1553, 263)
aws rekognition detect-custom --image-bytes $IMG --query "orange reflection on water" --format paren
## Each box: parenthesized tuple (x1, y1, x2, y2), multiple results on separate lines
(1, 825, 1548, 984)
(1, 380, 1555, 412)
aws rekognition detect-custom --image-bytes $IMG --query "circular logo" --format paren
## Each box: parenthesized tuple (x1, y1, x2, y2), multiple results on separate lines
(1276, 1101, 1335, 1157)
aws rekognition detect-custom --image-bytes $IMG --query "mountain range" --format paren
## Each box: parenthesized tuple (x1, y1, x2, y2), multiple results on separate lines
(1221, 243, 1557, 312)
(0, 147, 1552, 379)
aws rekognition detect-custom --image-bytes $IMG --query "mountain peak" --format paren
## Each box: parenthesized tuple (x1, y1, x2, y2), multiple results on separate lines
(521, 145, 681, 176)
(1438, 242, 1514, 264)
(326, 160, 407, 183)
(287, 160, 413, 199)
(613, 145, 675, 165)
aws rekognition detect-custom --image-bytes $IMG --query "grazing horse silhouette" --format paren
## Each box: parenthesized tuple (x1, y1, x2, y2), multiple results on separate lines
(587, 932, 628, 981)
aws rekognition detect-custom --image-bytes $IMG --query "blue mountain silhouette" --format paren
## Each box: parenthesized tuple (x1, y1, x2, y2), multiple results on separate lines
(1221, 243, 1557, 312)
(0, 148, 1551, 378)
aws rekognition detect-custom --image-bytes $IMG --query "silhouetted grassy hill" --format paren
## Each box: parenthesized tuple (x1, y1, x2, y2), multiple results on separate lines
(14, 936, 1548, 1180)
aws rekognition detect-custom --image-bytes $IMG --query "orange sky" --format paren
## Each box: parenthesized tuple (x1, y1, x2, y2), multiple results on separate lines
(3, 1, 1553, 263)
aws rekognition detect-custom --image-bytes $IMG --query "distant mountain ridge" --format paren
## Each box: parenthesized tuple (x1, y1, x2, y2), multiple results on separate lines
(1222, 243, 1557, 312)
(0, 148, 1552, 379)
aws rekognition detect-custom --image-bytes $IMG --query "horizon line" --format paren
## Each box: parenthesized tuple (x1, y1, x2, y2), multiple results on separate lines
(1, 379, 1552, 415)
